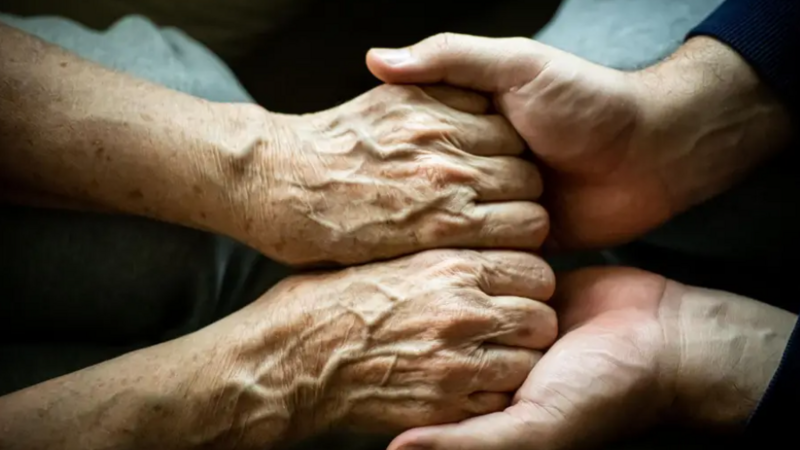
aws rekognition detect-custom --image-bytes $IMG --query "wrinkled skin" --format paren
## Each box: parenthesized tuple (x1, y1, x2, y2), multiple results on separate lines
(387, 267, 796, 450)
(197, 249, 557, 447)
(230, 84, 547, 265)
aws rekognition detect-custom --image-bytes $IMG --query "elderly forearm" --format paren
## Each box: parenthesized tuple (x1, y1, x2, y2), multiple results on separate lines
(0, 23, 273, 232)
(0, 342, 211, 450)
(0, 328, 294, 450)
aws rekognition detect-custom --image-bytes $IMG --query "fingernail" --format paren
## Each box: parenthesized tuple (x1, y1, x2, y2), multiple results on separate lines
(371, 48, 412, 66)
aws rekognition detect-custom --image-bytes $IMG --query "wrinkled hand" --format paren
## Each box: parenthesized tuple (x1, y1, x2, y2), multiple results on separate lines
(367, 34, 791, 250)
(201, 250, 556, 448)
(388, 267, 796, 450)
(227, 84, 546, 265)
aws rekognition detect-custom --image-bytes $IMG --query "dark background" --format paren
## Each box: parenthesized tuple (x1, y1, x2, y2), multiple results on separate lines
(0, 0, 562, 112)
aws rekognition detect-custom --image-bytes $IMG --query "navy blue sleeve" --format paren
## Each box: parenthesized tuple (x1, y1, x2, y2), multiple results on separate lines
(745, 317, 800, 439)
(687, 0, 800, 117)
(686, 0, 799, 438)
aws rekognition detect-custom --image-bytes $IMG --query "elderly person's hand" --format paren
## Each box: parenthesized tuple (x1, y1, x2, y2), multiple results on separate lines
(2, 25, 547, 267)
(234, 84, 546, 265)
(387, 266, 796, 450)
(367, 34, 792, 251)
(0, 250, 557, 450)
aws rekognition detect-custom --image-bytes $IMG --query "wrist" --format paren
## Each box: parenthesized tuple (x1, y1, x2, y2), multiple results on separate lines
(186, 301, 309, 449)
(195, 103, 305, 258)
(632, 36, 792, 215)
(665, 284, 796, 429)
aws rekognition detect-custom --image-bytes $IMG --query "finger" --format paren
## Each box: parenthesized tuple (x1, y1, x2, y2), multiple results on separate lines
(367, 33, 557, 93)
(484, 296, 557, 349)
(415, 203, 548, 255)
(454, 113, 525, 156)
(421, 85, 490, 114)
(468, 344, 540, 392)
(475, 249, 556, 300)
(469, 203, 550, 251)
(467, 155, 543, 201)
(388, 405, 539, 450)
(346, 397, 474, 433)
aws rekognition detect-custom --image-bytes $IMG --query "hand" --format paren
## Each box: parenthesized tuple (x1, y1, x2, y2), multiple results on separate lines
(367, 34, 792, 250)
(387, 267, 796, 450)
(217, 84, 547, 265)
(199, 249, 556, 448)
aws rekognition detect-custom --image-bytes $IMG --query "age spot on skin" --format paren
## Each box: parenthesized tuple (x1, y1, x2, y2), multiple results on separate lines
(59, 62, 67, 68)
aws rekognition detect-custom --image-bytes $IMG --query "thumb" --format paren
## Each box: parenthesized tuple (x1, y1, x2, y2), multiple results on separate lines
(387, 404, 542, 450)
(367, 33, 553, 93)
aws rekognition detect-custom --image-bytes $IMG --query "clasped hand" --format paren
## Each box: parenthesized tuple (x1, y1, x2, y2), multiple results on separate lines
(153, 31, 795, 450)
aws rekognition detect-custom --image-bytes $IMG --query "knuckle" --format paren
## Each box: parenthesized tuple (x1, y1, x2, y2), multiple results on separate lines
(408, 121, 459, 146)
(438, 305, 493, 336)
(506, 36, 534, 48)
(395, 84, 426, 101)
(415, 203, 480, 245)
(416, 158, 475, 187)
(429, 32, 457, 52)
(431, 251, 482, 276)
(374, 84, 426, 107)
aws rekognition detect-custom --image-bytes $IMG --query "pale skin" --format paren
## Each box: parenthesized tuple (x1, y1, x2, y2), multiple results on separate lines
(366, 33, 796, 449)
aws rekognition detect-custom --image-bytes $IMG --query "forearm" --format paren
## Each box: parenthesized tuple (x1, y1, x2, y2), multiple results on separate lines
(0, 340, 216, 450)
(0, 325, 294, 450)
(636, 36, 793, 214)
(0, 23, 275, 235)
(663, 280, 797, 429)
